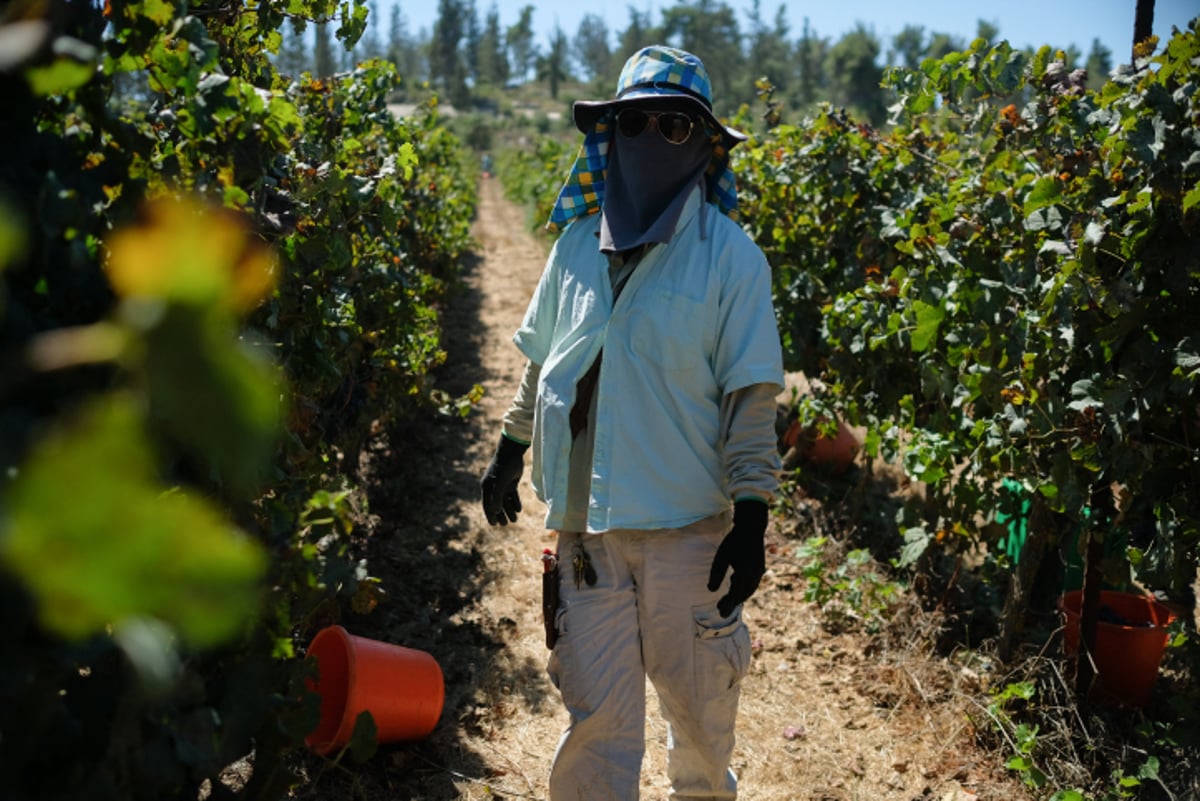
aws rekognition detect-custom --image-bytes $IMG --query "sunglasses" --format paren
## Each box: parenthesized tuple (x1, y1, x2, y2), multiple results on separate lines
(615, 109, 696, 145)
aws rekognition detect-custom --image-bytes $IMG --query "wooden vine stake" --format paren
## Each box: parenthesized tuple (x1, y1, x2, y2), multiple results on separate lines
(1075, 481, 1114, 701)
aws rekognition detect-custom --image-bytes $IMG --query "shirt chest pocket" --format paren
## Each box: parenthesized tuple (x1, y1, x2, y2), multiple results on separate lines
(628, 290, 710, 371)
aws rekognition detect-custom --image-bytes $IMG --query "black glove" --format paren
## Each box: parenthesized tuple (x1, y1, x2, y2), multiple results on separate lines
(480, 432, 529, 526)
(707, 499, 768, 617)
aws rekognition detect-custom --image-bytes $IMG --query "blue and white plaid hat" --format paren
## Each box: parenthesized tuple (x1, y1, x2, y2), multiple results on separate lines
(547, 45, 746, 232)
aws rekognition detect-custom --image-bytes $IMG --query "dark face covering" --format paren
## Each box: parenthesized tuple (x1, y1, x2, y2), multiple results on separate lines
(599, 110, 712, 253)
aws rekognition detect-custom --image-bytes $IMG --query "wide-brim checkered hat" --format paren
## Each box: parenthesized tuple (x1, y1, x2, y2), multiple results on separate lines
(547, 45, 745, 232)
(573, 45, 747, 148)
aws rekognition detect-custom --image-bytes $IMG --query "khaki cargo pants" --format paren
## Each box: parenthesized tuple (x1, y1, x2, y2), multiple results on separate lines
(546, 511, 751, 800)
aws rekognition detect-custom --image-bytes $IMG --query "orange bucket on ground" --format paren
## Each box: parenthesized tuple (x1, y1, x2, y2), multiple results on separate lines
(1058, 590, 1176, 709)
(304, 625, 445, 755)
(806, 420, 861, 474)
(782, 417, 861, 475)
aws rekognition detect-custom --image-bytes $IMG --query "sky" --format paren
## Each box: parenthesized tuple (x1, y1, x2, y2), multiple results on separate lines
(387, 0, 1199, 67)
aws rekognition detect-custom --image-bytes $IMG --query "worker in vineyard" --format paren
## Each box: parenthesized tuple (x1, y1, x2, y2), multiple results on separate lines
(480, 44, 783, 800)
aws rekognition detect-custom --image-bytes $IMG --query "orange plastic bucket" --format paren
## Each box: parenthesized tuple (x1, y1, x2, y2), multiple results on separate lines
(807, 420, 860, 474)
(783, 417, 860, 475)
(304, 625, 444, 755)
(1058, 590, 1176, 709)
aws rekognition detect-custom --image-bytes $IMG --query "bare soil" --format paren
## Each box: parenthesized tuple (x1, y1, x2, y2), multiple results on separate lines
(288, 176, 1036, 801)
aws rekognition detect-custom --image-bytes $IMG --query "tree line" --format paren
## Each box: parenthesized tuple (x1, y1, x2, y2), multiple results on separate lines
(276, 0, 1118, 125)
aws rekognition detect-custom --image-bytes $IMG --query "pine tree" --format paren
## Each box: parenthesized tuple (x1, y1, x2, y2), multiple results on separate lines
(573, 13, 611, 86)
(463, 0, 481, 85)
(506, 5, 538, 85)
(386, 4, 422, 82)
(314, 20, 336, 78)
(431, 0, 467, 99)
(743, 0, 791, 108)
(277, 17, 310, 79)
(889, 25, 925, 70)
(975, 19, 999, 45)
(537, 25, 570, 99)
(359, 0, 383, 60)
(477, 4, 509, 87)
(659, 0, 744, 113)
(1085, 37, 1114, 90)
(794, 17, 827, 111)
(825, 23, 885, 125)
(615, 8, 658, 85)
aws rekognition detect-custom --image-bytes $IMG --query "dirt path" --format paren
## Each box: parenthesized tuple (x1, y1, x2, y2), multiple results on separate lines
(294, 176, 1029, 801)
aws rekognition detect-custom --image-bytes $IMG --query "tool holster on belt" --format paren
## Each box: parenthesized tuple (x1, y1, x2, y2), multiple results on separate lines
(541, 550, 560, 649)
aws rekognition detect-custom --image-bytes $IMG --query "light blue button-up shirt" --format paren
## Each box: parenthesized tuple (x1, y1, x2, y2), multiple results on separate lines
(513, 188, 784, 532)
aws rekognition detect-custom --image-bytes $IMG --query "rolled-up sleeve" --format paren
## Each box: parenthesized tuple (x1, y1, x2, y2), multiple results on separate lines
(501, 359, 540, 444)
(721, 383, 782, 502)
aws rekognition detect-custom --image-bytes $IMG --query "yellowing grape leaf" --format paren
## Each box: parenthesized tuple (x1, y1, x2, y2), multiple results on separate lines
(105, 196, 276, 313)
(1, 395, 266, 646)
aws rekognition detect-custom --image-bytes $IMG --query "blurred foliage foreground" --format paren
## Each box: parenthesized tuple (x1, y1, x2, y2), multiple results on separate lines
(0, 0, 476, 799)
